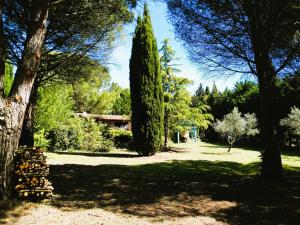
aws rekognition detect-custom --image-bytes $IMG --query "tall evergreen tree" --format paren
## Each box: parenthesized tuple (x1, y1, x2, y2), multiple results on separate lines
(129, 5, 163, 156)
(192, 83, 208, 107)
(159, 38, 181, 148)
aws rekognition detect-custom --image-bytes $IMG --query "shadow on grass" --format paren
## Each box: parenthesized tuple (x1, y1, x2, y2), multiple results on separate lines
(49, 160, 300, 225)
(53, 151, 140, 158)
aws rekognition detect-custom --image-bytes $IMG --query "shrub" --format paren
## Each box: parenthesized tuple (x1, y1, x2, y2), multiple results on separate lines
(34, 129, 50, 149)
(80, 118, 113, 152)
(42, 116, 113, 152)
(47, 126, 80, 151)
(107, 128, 132, 149)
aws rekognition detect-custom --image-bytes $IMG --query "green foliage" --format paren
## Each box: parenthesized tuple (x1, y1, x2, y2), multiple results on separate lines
(80, 119, 113, 152)
(214, 107, 259, 149)
(280, 107, 300, 136)
(46, 116, 83, 151)
(278, 70, 300, 117)
(34, 129, 50, 149)
(35, 84, 74, 132)
(169, 88, 213, 134)
(46, 117, 113, 152)
(159, 38, 213, 143)
(107, 128, 133, 149)
(4, 62, 14, 96)
(202, 81, 259, 142)
(112, 88, 131, 115)
(35, 83, 113, 152)
(17, 0, 134, 86)
(47, 125, 80, 151)
(73, 65, 122, 114)
(191, 83, 209, 107)
(129, 5, 163, 155)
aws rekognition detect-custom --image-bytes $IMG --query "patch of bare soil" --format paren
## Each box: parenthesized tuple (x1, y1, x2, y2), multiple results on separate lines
(5, 204, 225, 225)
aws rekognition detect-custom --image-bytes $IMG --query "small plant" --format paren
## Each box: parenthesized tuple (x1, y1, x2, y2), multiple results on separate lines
(213, 107, 259, 152)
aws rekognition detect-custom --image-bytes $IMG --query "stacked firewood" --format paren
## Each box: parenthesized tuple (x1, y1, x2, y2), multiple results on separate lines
(14, 147, 54, 200)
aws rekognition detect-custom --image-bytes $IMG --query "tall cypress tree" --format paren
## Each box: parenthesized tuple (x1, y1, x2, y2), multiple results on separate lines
(129, 5, 163, 156)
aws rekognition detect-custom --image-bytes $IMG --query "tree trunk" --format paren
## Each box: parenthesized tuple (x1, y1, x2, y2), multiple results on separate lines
(228, 143, 232, 152)
(19, 80, 39, 147)
(0, 0, 49, 200)
(248, 2, 283, 179)
(0, 101, 28, 199)
(288, 132, 292, 148)
(163, 107, 169, 148)
(256, 58, 283, 179)
(19, 102, 34, 147)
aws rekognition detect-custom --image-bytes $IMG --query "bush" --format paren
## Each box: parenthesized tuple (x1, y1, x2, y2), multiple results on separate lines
(80, 118, 113, 152)
(47, 126, 80, 151)
(45, 116, 113, 152)
(34, 129, 50, 149)
(107, 128, 132, 149)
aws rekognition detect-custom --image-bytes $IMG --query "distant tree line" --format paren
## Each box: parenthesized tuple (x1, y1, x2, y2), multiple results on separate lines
(193, 69, 300, 149)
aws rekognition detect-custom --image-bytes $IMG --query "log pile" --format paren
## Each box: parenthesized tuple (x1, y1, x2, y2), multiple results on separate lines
(14, 147, 54, 200)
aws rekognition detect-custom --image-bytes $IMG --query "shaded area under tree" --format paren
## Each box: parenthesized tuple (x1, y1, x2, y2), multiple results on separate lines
(47, 158, 300, 225)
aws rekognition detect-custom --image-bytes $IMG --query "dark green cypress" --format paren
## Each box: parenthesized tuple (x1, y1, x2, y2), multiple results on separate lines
(129, 5, 163, 156)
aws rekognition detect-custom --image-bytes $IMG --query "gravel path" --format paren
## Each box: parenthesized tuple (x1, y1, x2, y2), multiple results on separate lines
(10, 205, 225, 225)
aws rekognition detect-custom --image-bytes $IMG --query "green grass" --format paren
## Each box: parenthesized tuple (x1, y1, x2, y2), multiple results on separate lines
(171, 141, 300, 168)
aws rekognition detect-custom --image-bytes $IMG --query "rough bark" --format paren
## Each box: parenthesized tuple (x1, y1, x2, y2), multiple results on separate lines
(0, 0, 49, 200)
(19, 80, 39, 147)
(19, 102, 34, 147)
(0, 101, 28, 199)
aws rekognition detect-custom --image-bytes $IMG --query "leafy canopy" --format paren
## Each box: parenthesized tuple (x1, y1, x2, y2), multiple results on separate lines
(214, 107, 259, 149)
(280, 106, 300, 136)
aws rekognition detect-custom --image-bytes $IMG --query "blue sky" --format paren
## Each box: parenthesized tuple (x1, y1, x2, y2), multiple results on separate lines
(109, 1, 244, 94)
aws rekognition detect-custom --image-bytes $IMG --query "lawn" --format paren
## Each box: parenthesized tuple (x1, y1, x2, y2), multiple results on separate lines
(1, 142, 299, 225)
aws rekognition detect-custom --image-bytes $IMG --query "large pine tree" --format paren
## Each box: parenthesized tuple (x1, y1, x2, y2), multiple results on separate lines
(129, 5, 163, 156)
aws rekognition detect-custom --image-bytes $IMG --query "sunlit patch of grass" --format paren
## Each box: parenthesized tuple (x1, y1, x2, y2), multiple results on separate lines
(282, 155, 300, 168)
(171, 141, 300, 168)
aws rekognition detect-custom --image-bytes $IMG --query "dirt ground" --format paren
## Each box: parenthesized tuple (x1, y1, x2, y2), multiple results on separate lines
(1, 142, 299, 225)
